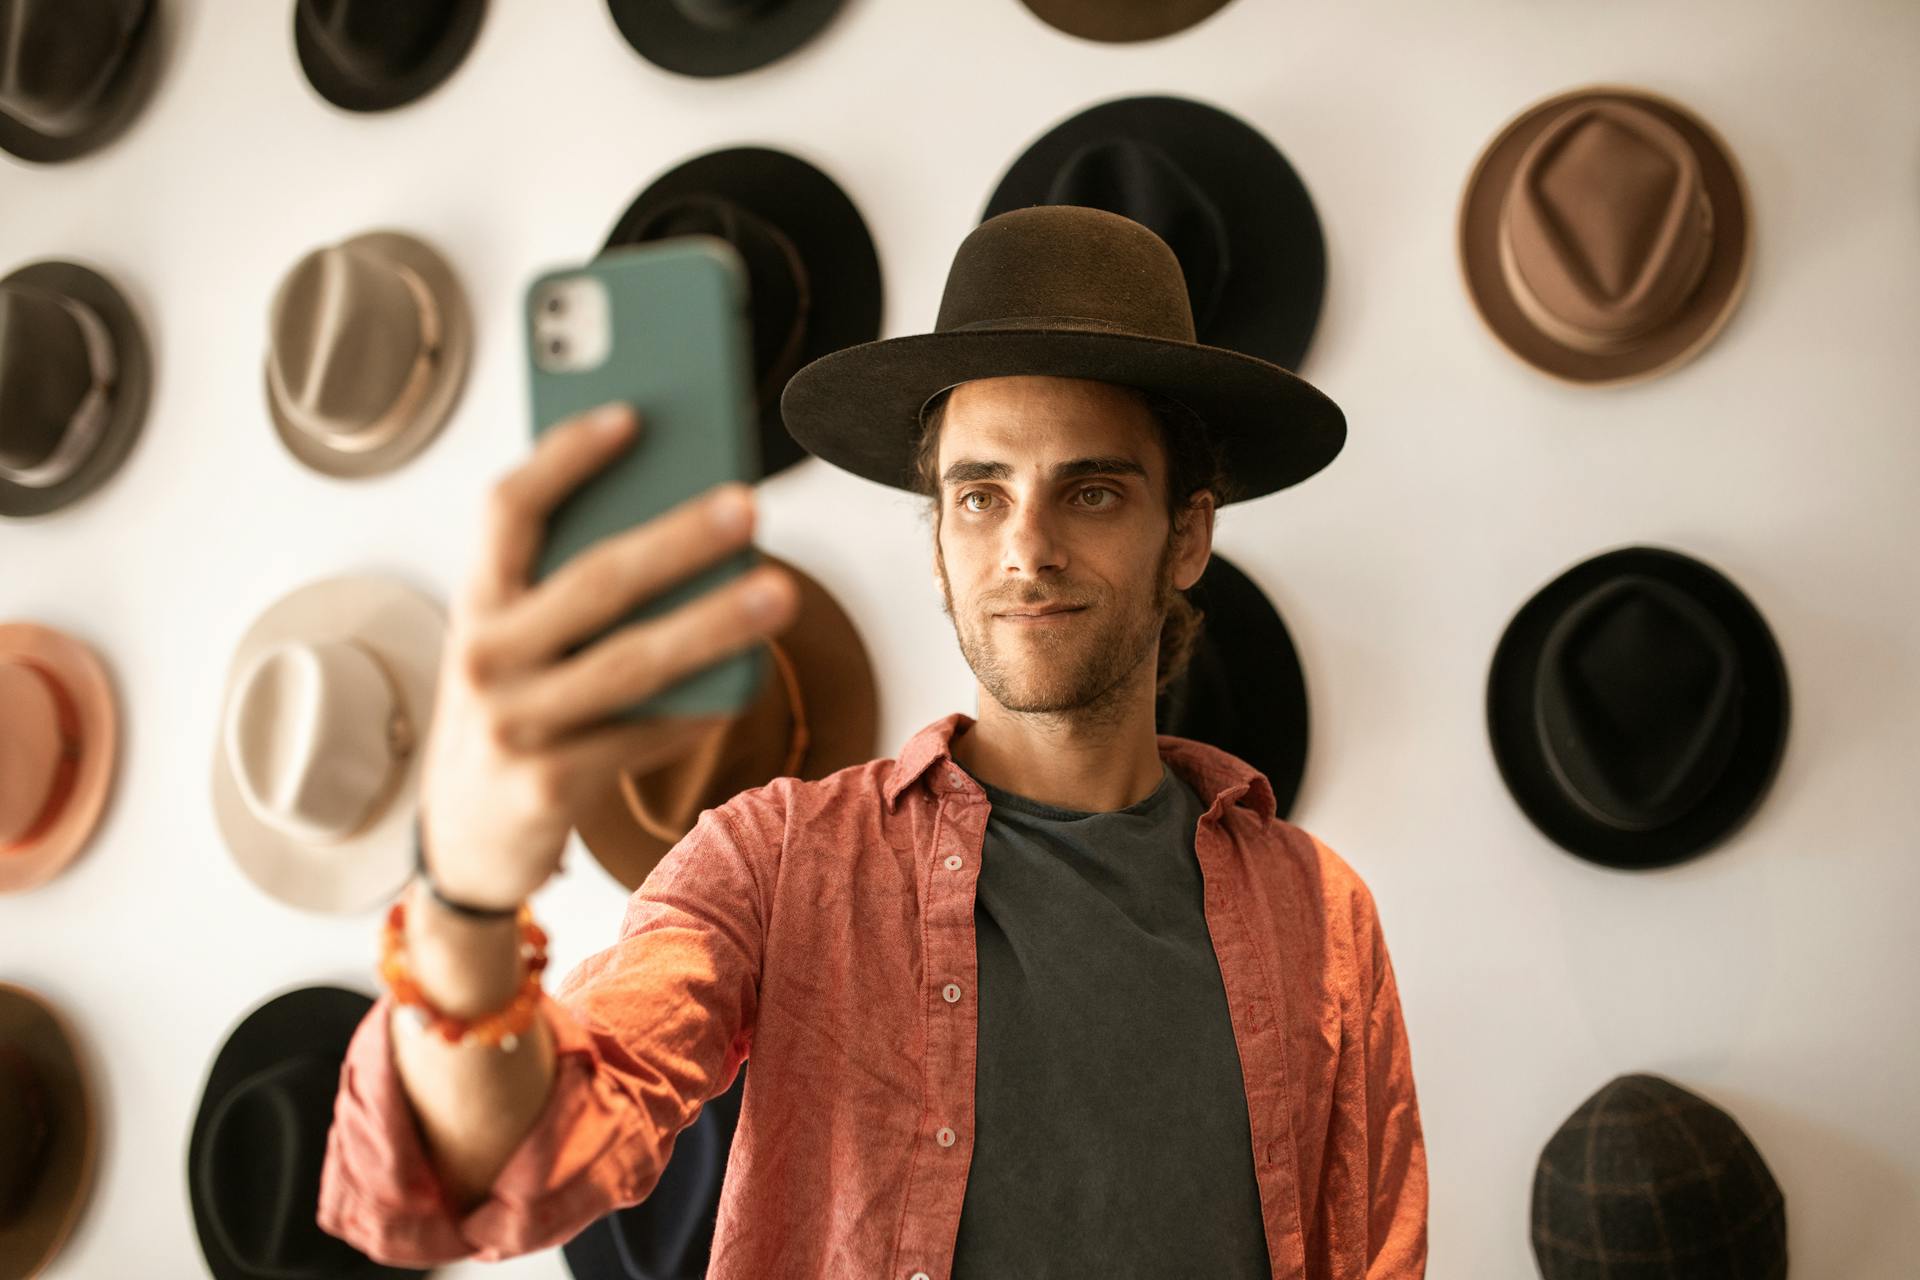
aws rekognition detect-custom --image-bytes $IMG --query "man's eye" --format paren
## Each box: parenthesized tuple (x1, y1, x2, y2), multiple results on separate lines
(1079, 485, 1115, 507)
(960, 491, 991, 512)
(957, 486, 1117, 512)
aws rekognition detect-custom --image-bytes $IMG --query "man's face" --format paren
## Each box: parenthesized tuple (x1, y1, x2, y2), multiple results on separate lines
(931, 375, 1212, 717)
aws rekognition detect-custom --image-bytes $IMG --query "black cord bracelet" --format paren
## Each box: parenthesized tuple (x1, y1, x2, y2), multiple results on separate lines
(412, 815, 520, 921)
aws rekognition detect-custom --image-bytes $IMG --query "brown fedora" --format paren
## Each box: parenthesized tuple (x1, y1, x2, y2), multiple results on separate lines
(1019, 0, 1238, 43)
(0, 623, 118, 895)
(570, 554, 878, 891)
(264, 230, 472, 479)
(0, 0, 166, 164)
(1458, 84, 1752, 386)
(0, 982, 98, 1276)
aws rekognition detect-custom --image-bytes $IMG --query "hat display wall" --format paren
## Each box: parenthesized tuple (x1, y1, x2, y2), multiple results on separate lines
(1532, 1073, 1788, 1278)
(605, 0, 845, 78)
(1458, 84, 1753, 386)
(1018, 0, 1238, 44)
(0, 983, 97, 1277)
(781, 203, 1346, 503)
(0, 623, 119, 895)
(0, 0, 165, 164)
(265, 229, 472, 479)
(984, 94, 1326, 374)
(603, 146, 881, 479)
(570, 554, 877, 891)
(210, 574, 444, 914)
(293, 0, 487, 113)
(1486, 545, 1789, 870)
(1155, 552, 1310, 819)
(188, 985, 428, 1279)
(1, 259, 152, 519)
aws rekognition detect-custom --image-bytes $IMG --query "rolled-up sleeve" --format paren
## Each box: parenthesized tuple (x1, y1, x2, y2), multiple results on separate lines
(1357, 883, 1428, 1277)
(317, 790, 782, 1265)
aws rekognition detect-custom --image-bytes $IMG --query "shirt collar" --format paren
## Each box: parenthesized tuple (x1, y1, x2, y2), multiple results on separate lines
(882, 710, 1277, 821)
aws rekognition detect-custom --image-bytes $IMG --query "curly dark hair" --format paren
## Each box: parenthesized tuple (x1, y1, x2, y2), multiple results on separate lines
(907, 381, 1242, 696)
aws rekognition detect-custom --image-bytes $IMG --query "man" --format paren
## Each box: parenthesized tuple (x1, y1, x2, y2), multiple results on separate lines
(318, 204, 1428, 1277)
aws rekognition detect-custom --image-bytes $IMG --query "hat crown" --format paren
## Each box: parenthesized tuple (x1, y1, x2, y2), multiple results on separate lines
(267, 241, 433, 444)
(0, 285, 99, 471)
(0, 0, 142, 136)
(298, 0, 461, 81)
(1534, 572, 1741, 831)
(0, 1042, 52, 1224)
(1502, 102, 1715, 352)
(223, 638, 411, 847)
(672, 0, 782, 30)
(934, 204, 1198, 345)
(0, 657, 81, 848)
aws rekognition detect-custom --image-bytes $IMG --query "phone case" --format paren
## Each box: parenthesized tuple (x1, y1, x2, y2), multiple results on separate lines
(524, 235, 767, 724)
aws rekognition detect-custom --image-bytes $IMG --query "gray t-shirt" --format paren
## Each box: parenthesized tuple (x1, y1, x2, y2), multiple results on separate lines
(949, 757, 1272, 1278)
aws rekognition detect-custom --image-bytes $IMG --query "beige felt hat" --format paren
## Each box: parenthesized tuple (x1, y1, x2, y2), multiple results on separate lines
(264, 229, 471, 478)
(1457, 84, 1753, 386)
(0, 623, 118, 895)
(209, 574, 443, 914)
(0, 982, 97, 1278)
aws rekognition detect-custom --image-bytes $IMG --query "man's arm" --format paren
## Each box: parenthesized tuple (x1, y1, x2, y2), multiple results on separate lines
(1358, 882, 1429, 1277)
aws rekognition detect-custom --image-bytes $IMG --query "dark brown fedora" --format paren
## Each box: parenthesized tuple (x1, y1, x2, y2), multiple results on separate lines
(605, 0, 845, 78)
(780, 203, 1345, 504)
(1019, 0, 1239, 43)
(294, 0, 487, 114)
(0, 0, 166, 164)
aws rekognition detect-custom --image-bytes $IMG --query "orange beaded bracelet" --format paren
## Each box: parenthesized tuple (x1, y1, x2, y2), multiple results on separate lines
(380, 896, 550, 1051)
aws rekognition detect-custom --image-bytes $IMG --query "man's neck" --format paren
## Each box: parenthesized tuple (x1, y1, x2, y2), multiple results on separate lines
(950, 688, 1166, 814)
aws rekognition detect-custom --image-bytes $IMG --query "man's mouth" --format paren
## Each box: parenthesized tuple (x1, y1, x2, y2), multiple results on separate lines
(996, 605, 1085, 622)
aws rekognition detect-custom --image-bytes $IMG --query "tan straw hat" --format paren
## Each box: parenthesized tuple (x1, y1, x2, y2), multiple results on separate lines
(209, 574, 443, 914)
(1458, 84, 1752, 386)
(0, 623, 118, 895)
(0, 982, 97, 1277)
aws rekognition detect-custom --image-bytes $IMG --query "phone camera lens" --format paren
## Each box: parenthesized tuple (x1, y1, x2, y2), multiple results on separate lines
(544, 293, 565, 315)
(548, 337, 568, 358)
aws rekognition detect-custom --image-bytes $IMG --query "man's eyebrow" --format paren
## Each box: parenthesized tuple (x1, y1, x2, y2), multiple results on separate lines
(940, 456, 1150, 488)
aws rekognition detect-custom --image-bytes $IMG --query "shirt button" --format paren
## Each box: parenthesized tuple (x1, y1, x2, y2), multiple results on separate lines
(944, 853, 963, 870)
(942, 982, 962, 1003)
(947, 768, 964, 787)
(936, 1126, 956, 1147)
(910, 1273, 932, 1280)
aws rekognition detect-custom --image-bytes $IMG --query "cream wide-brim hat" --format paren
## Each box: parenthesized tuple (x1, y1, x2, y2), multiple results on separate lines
(209, 574, 443, 914)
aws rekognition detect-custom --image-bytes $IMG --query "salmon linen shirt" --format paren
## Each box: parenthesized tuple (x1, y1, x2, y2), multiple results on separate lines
(318, 710, 1429, 1277)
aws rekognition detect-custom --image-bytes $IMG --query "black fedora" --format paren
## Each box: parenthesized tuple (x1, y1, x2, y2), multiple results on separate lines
(604, 146, 881, 479)
(294, 0, 487, 113)
(606, 0, 845, 78)
(1019, 0, 1240, 44)
(1155, 551, 1310, 819)
(1532, 1073, 1787, 1279)
(1, 258, 152, 519)
(781, 203, 1345, 503)
(561, 1066, 747, 1278)
(1486, 545, 1789, 869)
(983, 94, 1326, 373)
(187, 985, 428, 1279)
(0, 0, 165, 164)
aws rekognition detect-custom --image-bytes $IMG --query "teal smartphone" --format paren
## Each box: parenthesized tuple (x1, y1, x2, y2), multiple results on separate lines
(524, 235, 767, 724)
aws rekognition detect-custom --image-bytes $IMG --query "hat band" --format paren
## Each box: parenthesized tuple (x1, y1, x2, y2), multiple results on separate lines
(1495, 204, 1713, 357)
(0, 295, 118, 489)
(0, 658, 84, 856)
(278, 264, 443, 456)
(947, 313, 1162, 339)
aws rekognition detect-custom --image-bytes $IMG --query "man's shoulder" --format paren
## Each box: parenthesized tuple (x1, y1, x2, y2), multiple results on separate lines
(708, 755, 899, 834)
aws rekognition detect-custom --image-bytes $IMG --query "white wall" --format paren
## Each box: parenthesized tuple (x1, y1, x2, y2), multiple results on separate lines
(4, 0, 1917, 1275)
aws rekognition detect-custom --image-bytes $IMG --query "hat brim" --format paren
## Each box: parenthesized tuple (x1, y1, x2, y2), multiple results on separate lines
(209, 575, 444, 914)
(0, 0, 166, 163)
(294, 0, 487, 113)
(606, 0, 845, 77)
(267, 230, 472, 479)
(603, 146, 882, 479)
(983, 93, 1326, 373)
(1457, 84, 1753, 386)
(0, 260, 153, 519)
(570, 554, 879, 891)
(0, 983, 96, 1274)
(0, 624, 118, 894)
(1486, 545, 1789, 868)
(781, 325, 1345, 505)
(1018, 0, 1235, 43)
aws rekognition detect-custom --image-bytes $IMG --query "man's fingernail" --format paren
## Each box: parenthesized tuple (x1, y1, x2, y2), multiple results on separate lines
(591, 403, 633, 434)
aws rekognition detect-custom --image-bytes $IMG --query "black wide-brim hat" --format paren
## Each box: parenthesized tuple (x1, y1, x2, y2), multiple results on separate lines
(1019, 0, 1238, 43)
(1486, 545, 1789, 869)
(294, 0, 488, 113)
(606, 0, 845, 78)
(604, 145, 881, 479)
(0, 259, 152, 519)
(983, 94, 1326, 373)
(781, 203, 1345, 504)
(0, 0, 167, 164)
(1155, 551, 1309, 818)
(562, 1066, 747, 1278)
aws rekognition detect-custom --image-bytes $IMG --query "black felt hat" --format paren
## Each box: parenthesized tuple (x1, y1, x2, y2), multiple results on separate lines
(562, 1067, 747, 1278)
(1532, 1073, 1788, 1279)
(294, 0, 487, 113)
(781, 203, 1345, 503)
(605, 0, 844, 78)
(1155, 552, 1310, 818)
(0, 0, 166, 164)
(187, 985, 427, 1279)
(604, 145, 881, 480)
(1, 258, 152, 519)
(1019, 0, 1240, 43)
(1486, 545, 1789, 869)
(983, 94, 1326, 373)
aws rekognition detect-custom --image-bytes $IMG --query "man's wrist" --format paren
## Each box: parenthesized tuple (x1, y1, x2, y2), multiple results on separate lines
(403, 877, 530, 1017)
